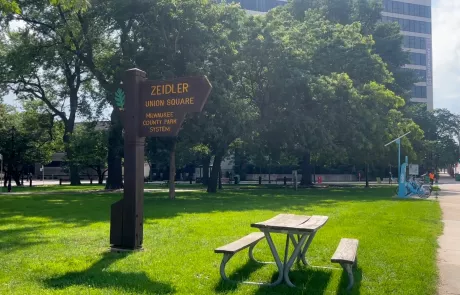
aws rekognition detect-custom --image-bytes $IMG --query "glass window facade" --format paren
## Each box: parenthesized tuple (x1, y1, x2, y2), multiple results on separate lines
(403, 36, 426, 49)
(382, 16, 431, 34)
(412, 69, 426, 82)
(233, 0, 286, 12)
(412, 85, 427, 98)
(409, 52, 426, 66)
(383, 0, 431, 18)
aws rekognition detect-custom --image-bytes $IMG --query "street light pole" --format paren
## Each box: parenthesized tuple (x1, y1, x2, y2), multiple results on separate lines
(0, 154, 3, 183)
(385, 131, 411, 197)
(7, 127, 15, 193)
(457, 130, 460, 174)
(397, 139, 401, 181)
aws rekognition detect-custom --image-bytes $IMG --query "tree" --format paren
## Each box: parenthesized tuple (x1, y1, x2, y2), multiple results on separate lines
(403, 106, 460, 173)
(431, 109, 460, 171)
(0, 101, 62, 186)
(0, 19, 94, 185)
(145, 137, 171, 182)
(64, 124, 108, 184)
(0, 0, 147, 189)
(237, 7, 400, 185)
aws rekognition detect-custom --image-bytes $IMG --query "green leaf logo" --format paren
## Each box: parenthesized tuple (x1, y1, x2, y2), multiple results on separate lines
(115, 88, 125, 110)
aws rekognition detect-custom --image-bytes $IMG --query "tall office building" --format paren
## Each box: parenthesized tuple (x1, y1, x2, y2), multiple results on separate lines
(381, 0, 433, 110)
(229, 0, 287, 14)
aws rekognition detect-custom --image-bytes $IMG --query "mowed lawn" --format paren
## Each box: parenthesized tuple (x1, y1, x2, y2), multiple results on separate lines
(0, 187, 441, 295)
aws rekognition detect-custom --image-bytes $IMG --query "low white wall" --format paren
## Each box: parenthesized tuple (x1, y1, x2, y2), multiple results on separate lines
(245, 174, 357, 182)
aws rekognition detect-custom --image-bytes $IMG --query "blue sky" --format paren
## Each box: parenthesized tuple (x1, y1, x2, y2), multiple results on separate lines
(3, 0, 458, 115)
(432, 0, 460, 113)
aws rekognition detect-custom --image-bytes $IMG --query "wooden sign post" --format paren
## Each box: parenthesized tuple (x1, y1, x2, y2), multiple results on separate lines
(110, 68, 212, 251)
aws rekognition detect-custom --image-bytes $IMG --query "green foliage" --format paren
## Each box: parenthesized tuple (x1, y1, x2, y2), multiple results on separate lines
(0, 102, 62, 184)
(0, 0, 20, 14)
(49, 0, 89, 10)
(64, 124, 108, 182)
(145, 137, 173, 175)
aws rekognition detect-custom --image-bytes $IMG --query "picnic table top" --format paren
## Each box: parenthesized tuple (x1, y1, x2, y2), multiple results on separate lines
(251, 213, 329, 233)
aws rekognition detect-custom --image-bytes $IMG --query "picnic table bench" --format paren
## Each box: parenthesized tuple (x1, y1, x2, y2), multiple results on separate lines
(331, 238, 359, 290)
(214, 232, 266, 282)
(215, 213, 359, 289)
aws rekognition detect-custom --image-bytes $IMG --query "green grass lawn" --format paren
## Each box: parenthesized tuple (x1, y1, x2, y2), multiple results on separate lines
(0, 187, 441, 295)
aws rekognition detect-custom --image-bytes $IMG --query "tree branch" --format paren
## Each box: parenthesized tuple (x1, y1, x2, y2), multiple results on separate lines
(57, 4, 81, 52)
(15, 15, 56, 32)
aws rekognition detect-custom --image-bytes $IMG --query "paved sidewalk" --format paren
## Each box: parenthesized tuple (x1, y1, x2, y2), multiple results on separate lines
(438, 174, 460, 295)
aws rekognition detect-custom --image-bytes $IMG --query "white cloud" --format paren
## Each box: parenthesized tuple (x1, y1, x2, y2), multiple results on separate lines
(432, 0, 460, 113)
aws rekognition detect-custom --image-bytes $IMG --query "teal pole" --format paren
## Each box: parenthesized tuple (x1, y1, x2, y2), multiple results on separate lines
(397, 139, 406, 197)
(384, 132, 411, 197)
(397, 138, 400, 181)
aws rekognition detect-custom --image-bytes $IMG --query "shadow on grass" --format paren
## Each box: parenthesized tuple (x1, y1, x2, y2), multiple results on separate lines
(214, 254, 332, 294)
(251, 267, 332, 295)
(336, 266, 362, 295)
(214, 260, 265, 293)
(0, 226, 48, 252)
(43, 252, 175, 294)
(0, 187, 400, 225)
(0, 186, 410, 253)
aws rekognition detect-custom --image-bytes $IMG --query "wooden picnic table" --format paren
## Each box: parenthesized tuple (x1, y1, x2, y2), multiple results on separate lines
(251, 213, 329, 287)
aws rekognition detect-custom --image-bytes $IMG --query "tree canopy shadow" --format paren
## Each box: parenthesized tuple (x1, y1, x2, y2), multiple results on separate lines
(0, 226, 48, 252)
(43, 252, 175, 294)
(0, 187, 400, 226)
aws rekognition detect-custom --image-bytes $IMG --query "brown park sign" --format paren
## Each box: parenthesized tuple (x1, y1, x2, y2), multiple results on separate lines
(110, 69, 212, 251)
(139, 76, 212, 137)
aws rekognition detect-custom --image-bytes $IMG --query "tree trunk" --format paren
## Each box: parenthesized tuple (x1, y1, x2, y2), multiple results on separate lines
(365, 163, 369, 188)
(268, 165, 271, 184)
(148, 164, 153, 182)
(202, 156, 211, 186)
(300, 152, 312, 186)
(218, 169, 223, 190)
(207, 151, 224, 193)
(63, 128, 80, 186)
(313, 163, 316, 183)
(169, 140, 177, 200)
(97, 167, 105, 184)
(12, 171, 20, 186)
(69, 165, 81, 185)
(105, 110, 124, 189)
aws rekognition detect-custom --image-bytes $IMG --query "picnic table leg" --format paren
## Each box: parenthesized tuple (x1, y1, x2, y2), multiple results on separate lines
(263, 231, 285, 286)
(219, 253, 234, 282)
(299, 232, 317, 266)
(249, 243, 275, 265)
(341, 263, 354, 290)
(288, 234, 305, 264)
(283, 234, 290, 267)
(283, 234, 309, 287)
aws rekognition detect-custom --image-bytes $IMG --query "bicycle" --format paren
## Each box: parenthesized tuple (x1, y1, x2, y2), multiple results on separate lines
(395, 178, 432, 198)
(406, 178, 432, 198)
